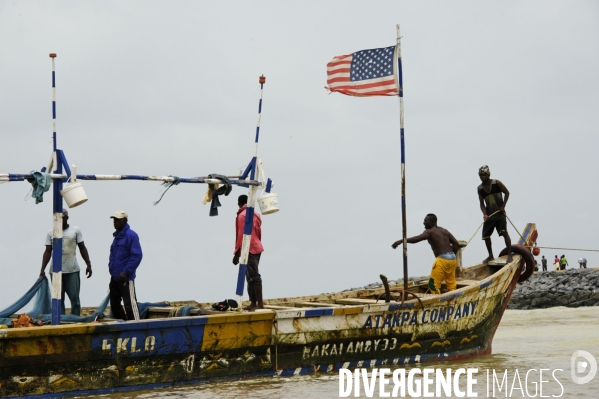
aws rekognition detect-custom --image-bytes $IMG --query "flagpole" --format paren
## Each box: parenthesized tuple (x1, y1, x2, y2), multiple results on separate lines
(396, 25, 409, 297)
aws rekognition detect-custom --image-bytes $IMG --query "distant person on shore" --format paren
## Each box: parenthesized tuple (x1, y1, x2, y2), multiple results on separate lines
(578, 257, 587, 269)
(108, 211, 142, 321)
(560, 255, 568, 270)
(39, 208, 92, 316)
(233, 195, 265, 311)
(554, 255, 560, 271)
(541, 256, 548, 272)
(477, 165, 513, 264)
(392, 214, 460, 295)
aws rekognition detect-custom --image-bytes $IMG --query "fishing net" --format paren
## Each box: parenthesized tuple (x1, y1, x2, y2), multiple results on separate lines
(0, 276, 51, 325)
(0, 277, 189, 327)
(0, 277, 109, 325)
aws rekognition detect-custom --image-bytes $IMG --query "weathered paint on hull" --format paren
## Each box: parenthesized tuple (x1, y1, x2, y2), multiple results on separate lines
(275, 259, 520, 370)
(0, 258, 521, 398)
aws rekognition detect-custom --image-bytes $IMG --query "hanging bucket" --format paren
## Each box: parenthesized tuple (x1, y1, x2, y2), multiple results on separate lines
(60, 182, 88, 208)
(258, 192, 279, 215)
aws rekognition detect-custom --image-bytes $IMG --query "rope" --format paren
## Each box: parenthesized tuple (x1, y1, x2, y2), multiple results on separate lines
(537, 246, 599, 253)
(464, 210, 501, 249)
(153, 176, 180, 205)
(505, 214, 525, 243)
(463, 211, 599, 254)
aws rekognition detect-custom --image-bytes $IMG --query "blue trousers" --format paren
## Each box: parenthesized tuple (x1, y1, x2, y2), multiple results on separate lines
(57, 272, 81, 316)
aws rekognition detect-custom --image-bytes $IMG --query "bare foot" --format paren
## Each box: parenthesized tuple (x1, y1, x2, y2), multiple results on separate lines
(243, 303, 257, 311)
(482, 256, 494, 264)
(506, 255, 514, 263)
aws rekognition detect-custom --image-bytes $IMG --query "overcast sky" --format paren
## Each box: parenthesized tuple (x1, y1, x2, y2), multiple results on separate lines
(1, 1, 598, 309)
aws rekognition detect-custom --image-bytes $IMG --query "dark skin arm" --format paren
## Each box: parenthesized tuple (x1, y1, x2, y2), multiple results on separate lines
(77, 242, 93, 278)
(40, 245, 53, 276)
(392, 227, 459, 257)
(232, 250, 241, 265)
(392, 230, 431, 248)
(40, 243, 93, 278)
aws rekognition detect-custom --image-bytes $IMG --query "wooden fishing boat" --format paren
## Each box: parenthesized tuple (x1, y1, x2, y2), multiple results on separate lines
(0, 240, 534, 398)
(0, 50, 536, 398)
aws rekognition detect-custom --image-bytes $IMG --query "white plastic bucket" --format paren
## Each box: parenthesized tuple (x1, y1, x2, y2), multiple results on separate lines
(60, 182, 88, 208)
(258, 193, 279, 215)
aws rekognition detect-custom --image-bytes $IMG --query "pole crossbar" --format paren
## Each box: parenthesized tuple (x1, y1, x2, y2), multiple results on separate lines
(0, 174, 260, 186)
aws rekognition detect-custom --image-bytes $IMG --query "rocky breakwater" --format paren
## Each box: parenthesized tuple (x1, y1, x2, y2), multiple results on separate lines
(508, 269, 599, 310)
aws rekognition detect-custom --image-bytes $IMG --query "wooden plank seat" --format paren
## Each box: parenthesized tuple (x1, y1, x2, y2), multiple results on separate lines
(264, 304, 297, 310)
(335, 298, 392, 305)
(292, 301, 343, 308)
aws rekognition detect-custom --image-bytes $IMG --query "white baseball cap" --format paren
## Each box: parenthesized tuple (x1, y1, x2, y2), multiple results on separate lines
(110, 210, 128, 219)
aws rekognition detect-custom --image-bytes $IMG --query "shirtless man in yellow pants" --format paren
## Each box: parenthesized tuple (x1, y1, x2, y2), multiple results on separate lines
(392, 214, 461, 294)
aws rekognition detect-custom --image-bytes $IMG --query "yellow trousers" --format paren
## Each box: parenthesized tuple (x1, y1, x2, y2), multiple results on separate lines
(428, 257, 457, 294)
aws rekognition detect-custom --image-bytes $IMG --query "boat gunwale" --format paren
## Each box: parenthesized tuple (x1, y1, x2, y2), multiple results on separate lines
(0, 256, 522, 338)
(273, 255, 521, 319)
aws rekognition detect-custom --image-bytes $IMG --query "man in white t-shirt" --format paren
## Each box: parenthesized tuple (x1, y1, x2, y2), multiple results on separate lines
(40, 209, 92, 316)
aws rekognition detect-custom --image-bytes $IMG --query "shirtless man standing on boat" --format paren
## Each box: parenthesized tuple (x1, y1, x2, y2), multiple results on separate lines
(477, 165, 513, 263)
(392, 214, 460, 294)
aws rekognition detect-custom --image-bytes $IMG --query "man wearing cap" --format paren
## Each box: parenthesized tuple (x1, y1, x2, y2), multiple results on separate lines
(108, 211, 142, 320)
(232, 195, 265, 310)
(477, 165, 513, 264)
(40, 209, 92, 316)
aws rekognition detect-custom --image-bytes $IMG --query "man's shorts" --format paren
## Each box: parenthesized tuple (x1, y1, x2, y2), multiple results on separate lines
(482, 215, 507, 240)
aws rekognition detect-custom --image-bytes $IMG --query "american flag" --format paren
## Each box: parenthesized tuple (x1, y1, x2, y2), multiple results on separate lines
(326, 45, 399, 97)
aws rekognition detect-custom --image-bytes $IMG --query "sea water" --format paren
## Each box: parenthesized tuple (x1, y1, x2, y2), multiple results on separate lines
(95, 307, 599, 398)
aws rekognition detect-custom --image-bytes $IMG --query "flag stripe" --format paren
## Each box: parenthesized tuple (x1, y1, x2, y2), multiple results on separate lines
(328, 76, 396, 89)
(326, 76, 350, 84)
(334, 86, 398, 95)
(333, 88, 398, 97)
(327, 68, 350, 79)
(327, 59, 352, 68)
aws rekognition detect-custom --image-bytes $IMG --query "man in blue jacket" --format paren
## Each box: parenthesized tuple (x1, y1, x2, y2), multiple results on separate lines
(108, 211, 143, 320)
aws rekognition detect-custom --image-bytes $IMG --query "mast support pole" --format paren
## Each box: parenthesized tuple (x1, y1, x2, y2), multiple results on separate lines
(396, 25, 409, 296)
(49, 53, 63, 325)
(235, 76, 266, 310)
